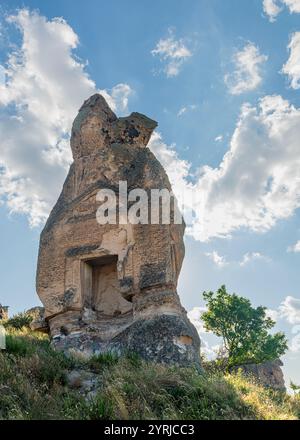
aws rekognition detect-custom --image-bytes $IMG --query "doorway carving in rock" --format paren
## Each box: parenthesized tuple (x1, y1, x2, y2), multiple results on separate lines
(82, 255, 132, 317)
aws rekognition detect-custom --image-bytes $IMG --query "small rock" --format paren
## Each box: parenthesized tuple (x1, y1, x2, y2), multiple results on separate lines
(66, 369, 101, 395)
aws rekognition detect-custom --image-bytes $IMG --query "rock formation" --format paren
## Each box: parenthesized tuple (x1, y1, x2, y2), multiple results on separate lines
(27, 306, 48, 333)
(36, 94, 201, 367)
(234, 359, 286, 391)
(0, 304, 9, 321)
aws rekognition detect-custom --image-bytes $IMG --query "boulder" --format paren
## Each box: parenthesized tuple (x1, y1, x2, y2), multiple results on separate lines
(234, 359, 286, 391)
(66, 369, 101, 400)
(27, 306, 49, 333)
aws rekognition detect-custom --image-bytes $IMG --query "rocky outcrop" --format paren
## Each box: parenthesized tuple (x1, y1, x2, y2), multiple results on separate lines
(0, 304, 9, 321)
(66, 369, 101, 400)
(234, 359, 286, 391)
(36, 94, 201, 368)
(27, 307, 48, 333)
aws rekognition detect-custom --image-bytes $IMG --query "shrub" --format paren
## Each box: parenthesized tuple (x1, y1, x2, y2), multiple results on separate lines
(4, 312, 33, 330)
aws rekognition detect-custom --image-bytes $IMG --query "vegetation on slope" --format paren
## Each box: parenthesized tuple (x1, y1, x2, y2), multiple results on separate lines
(0, 324, 299, 420)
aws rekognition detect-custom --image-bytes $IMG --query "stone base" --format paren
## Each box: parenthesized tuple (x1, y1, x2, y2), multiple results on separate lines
(52, 314, 201, 369)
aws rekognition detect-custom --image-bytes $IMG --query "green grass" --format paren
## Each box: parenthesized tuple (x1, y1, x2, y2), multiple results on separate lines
(0, 327, 299, 420)
(88, 351, 120, 371)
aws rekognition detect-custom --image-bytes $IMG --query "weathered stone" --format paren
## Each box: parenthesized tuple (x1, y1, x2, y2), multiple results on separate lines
(0, 304, 9, 321)
(27, 306, 49, 333)
(66, 369, 101, 399)
(36, 94, 201, 368)
(233, 359, 286, 391)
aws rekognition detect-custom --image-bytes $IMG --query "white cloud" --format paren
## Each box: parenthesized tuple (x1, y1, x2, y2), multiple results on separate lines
(290, 333, 300, 352)
(108, 83, 133, 113)
(203, 250, 270, 268)
(151, 29, 192, 77)
(239, 252, 270, 266)
(266, 297, 300, 352)
(177, 104, 197, 117)
(287, 240, 300, 252)
(205, 251, 228, 268)
(225, 43, 268, 95)
(0, 9, 133, 226)
(266, 308, 279, 321)
(290, 323, 300, 353)
(187, 307, 208, 334)
(215, 135, 223, 142)
(0, 64, 5, 85)
(263, 0, 300, 21)
(282, 32, 300, 90)
(263, 0, 283, 21)
(198, 95, 300, 241)
(148, 131, 193, 206)
(292, 324, 300, 334)
(280, 296, 300, 325)
(285, 0, 300, 12)
(187, 307, 220, 359)
(2, 11, 300, 248)
(149, 95, 300, 242)
(177, 107, 187, 117)
(278, 296, 300, 353)
(200, 340, 220, 360)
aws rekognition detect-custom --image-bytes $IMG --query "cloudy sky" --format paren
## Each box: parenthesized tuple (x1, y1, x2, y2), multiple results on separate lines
(0, 0, 300, 385)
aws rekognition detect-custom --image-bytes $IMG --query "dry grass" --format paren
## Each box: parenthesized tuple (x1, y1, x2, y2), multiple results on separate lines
(0, 326, 299, 420)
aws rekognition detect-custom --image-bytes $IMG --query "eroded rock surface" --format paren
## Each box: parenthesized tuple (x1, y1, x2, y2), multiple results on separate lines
(36, 94, 201, 368)
(27, 306, 48, 333)
(0, 304, 9, 321)
(234, 359, 286, 391)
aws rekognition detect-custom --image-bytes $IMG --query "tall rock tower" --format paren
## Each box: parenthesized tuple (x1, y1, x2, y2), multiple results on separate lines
(36, 94, 200, 367)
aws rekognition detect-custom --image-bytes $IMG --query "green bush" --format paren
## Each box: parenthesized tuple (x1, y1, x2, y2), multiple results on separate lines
(4, 312, 33, 330)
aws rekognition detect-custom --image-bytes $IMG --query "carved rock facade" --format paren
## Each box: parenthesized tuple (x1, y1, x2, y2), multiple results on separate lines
(36, 94, 200, 367)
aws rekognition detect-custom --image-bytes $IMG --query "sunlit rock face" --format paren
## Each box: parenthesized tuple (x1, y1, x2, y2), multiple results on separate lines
(232, 360, 286, 391)
(36, 94, 200, 367)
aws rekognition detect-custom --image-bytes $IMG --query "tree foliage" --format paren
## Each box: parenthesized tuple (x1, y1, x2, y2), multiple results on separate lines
(201, 285, 288, 367)
(290, 382, 300, 396)
(3, 312, 33, 330)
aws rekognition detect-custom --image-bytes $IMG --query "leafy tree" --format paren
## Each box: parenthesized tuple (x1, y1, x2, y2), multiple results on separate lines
(201, 285, 288, 368)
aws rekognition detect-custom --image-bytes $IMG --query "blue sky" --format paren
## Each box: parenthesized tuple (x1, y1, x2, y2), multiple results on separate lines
(0, 0, 300, 385)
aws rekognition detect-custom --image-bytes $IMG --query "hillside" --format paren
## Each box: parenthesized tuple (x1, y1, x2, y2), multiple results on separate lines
(0, 325, 299, 421)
